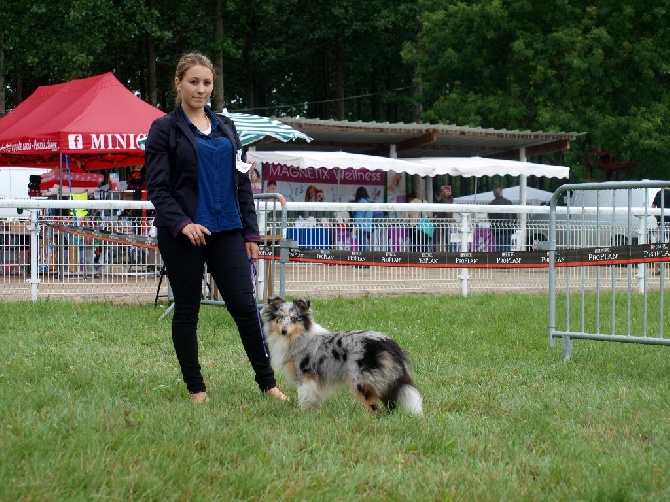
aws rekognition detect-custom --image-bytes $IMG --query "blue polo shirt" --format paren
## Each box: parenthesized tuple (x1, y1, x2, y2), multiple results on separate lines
(188, 111, 242, 232)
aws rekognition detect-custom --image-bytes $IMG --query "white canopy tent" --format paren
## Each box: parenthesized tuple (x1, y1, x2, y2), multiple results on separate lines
(411, 156, 569, 252)
(453, 186, 555, 205)
(249, 151, 569, 205)
(408, 156, 569, 214)
(406, 156, 569, 179)
(246, 150, 434, 176)
(248, 151, 569, 252)
(247, 152, 569, 180)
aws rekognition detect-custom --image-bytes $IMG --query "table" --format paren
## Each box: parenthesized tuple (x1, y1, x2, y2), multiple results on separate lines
(333, 227, 351, 250)
(0, 228, 30, 275)
(473, 227, 495, 252)
(388, 227, 410, 252)
(286, 227, 332, 249)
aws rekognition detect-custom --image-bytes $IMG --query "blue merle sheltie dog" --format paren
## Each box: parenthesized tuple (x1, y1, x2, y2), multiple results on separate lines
(260, 297, 422, 415)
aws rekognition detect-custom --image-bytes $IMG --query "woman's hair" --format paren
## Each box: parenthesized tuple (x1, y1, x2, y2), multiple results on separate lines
(174, 52, 216, 106)
(305, 185, 318, 201)
(354, 186, 369, 201)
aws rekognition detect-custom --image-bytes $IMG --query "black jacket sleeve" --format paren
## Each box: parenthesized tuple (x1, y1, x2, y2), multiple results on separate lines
(146, 114, 194, 236)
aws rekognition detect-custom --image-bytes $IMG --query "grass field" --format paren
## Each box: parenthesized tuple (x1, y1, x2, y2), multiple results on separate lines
(1, 295, 669, 501)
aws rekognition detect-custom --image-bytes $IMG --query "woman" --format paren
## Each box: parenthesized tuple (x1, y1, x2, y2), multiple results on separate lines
(145, 52, 288, 404)
(304, 185, 318, 202)
(406, 191, 433, 252)
(351, 186, 373, 253)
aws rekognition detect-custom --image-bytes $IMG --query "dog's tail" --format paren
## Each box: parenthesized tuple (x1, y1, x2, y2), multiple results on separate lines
(398, 385, 423, 416)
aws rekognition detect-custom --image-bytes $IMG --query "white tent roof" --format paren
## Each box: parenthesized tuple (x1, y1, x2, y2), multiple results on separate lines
(406, 156, 569, 178)
(246, 150, 434, 176)
(453, 186, 555, 205)
(249, 152, 569, 179)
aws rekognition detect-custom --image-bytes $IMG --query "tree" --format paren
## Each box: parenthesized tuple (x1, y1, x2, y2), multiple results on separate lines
(406, 0, 670, 180)
(1, 0, 419, 125)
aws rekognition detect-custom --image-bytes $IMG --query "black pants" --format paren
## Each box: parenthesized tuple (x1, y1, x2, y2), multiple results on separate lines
(157, 227, 276, 394)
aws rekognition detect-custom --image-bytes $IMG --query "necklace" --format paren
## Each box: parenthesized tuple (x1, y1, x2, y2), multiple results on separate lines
(199, 115, 211, 133)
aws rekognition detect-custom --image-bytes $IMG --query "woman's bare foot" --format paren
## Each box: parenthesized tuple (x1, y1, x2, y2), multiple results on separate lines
(264, 387, 290, 402)
(189, 391, 209, 404)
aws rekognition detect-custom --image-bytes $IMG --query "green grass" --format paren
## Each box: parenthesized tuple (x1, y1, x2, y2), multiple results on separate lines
(1, 295, 669, 501)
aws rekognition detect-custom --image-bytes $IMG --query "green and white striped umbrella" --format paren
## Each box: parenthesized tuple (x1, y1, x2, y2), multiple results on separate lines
(221, 111, 313, 146)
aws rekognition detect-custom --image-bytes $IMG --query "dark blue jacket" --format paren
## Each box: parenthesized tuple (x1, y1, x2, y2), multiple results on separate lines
(145, 107, 260, 242)
(653, 188, 670, 224)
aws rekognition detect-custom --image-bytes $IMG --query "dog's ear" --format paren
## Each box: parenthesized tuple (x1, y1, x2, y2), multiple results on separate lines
(267, 296, 284, 306)
(264, 296, 284, 313)
(293, 298, 311, 312)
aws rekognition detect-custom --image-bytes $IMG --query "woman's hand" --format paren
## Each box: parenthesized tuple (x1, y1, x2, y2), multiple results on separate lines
(246, 241, 259, 259)
(182, 223, 211, 246)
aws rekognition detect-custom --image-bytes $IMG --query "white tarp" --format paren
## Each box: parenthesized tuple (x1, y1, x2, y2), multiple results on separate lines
(246, 150, 434, 176)
(405, 156, 570, 178)
(453, 186, 555, 205)
(248, 152, 569, 179)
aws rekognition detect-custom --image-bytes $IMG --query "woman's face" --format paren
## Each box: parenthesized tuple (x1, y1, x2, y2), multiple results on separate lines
(176, 65, 213, 113)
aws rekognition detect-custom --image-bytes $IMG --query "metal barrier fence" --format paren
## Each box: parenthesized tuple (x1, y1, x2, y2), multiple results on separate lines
(0, 194, 288, 303)
(1, 187, 668, 302)
(547, 181, 670, 360)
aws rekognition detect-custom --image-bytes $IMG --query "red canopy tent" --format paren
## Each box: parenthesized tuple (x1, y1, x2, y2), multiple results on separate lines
(38, 165, 104, 194)
(0, 72, 165, 171)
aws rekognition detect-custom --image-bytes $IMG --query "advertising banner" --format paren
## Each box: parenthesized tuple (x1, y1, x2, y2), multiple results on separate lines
(260, 163, 385, 202)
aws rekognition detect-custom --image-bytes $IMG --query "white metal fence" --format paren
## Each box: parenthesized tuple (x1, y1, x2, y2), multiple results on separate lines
(1, 187, 668, 302)
(547, 181, 670, 360)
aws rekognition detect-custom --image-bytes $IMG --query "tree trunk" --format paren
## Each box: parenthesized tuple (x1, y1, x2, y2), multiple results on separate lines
(336, 36, 345, 120)
(212, 0, 225, 111)
(0, 44, 5, 116)
(145, 33, 157, 106)
(242, 2, 256, 111)
(0, 0, 4, 115)
(413, 77, 423, 123)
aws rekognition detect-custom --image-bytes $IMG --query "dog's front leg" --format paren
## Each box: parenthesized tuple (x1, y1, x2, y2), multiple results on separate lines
(296, 378, 322, 410)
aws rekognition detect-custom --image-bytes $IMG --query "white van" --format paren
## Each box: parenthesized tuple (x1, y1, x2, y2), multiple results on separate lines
(527, 182, 664, 249)
(0, 167, 48, 218)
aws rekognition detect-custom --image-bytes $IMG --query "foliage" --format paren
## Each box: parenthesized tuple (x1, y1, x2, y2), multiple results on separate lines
(407, 0, 670, 180)
(1, 0, 668, 181)
(0, 296, 669, 500)
(0, 0, 418, 122)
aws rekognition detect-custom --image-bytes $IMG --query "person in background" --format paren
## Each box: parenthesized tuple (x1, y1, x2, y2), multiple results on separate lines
(434, 190, 455, 252)
(407, 191, 433, 252)
(304, 185, 318, 202)
(651, 186, 670, 274)
(351, 186, 373, 263)
(265, 180, 277, 193)
(145, 52, 288, 404)
(249, 167, 262, 194)
(489, 187, 516, 251)
(303, 184, 326, 219)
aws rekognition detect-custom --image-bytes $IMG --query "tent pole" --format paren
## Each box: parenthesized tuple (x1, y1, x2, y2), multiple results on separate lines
(519, 147, 528, 250)
(58, 153, 63, 199)
(425, 177, 432, 202)
(336, 168, 341, 201)
(389, 144, 397, 204)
